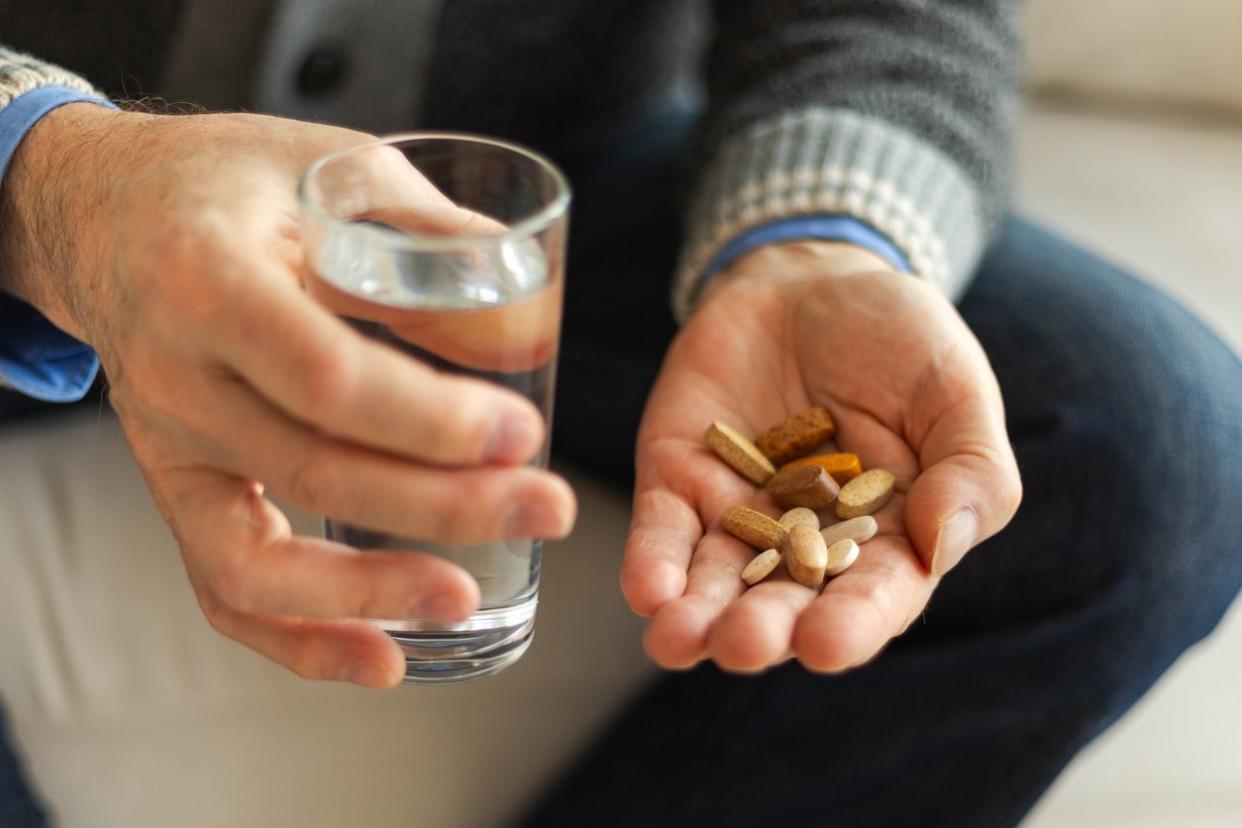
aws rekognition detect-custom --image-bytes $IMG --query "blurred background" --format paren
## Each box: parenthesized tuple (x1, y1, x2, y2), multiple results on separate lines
(0, 1, 1239, 826)
(1020, 1, 1242, 824)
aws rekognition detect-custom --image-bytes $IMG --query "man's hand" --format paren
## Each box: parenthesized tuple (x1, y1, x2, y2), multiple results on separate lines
(0, 105, 576, 688)
(621, 241, 1021, 672)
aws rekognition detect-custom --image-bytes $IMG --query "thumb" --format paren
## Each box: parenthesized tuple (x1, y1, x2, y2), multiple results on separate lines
(904, 383, 1022, 577)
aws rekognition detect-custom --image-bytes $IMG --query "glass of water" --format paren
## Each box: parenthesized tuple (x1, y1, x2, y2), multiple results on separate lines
(299, 134, 570, 684)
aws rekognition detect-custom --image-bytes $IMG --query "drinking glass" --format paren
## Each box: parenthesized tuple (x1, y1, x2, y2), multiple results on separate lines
(299, 134, 570, 684)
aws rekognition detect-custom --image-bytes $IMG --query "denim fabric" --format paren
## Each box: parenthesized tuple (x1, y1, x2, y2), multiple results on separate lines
(527, 117, 1242, 825)
(0, 702, 45, 826)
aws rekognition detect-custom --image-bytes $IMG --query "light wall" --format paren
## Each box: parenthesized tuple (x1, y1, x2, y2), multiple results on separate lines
(1025, 0, 1242, 111)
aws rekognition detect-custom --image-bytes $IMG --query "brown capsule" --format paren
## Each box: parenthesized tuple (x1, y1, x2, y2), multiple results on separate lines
(785, 524, 828, 589)
(765, 464, 840, 510)
(720, 505, 789, 551)
(755, 406, 837, 466)
(781, 452, 863, 485)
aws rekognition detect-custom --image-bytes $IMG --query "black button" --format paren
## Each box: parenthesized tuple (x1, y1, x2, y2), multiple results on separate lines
(296, 44, 349, 98)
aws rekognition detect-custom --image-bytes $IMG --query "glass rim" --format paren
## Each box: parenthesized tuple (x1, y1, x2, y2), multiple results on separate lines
(298, 131, 572, 252)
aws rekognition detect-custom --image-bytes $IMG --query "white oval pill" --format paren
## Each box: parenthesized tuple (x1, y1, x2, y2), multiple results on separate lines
(820, 515, 878, 548)
(741, 548, 782, 586)
(825, 538, 860, 576)
(779, 507, 820, 531)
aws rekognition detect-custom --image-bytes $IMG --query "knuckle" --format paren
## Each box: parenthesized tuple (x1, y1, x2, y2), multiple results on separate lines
(422, 392, 492, 462)
(430, 486, 482, 542)
(284, 637, 334, 681)
(299, 343, 357, 416)
(1002, 473, 1025, 517)
(213, 555, 260, 613)
(193, 587, 232, 636)
(288, 451, 343, 514)
(343, 576, 391, 619)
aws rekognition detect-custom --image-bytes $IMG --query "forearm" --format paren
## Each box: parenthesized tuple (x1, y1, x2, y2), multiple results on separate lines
(679, 0, 1023, 318)
(0, 46, 119, 338)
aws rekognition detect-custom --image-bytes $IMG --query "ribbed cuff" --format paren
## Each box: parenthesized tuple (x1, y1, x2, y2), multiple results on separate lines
(675, 108, 984, 321)
(0, 47, 104, 108)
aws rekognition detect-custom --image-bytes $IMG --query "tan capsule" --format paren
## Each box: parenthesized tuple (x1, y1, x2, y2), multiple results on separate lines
(705, 421, 776, 485)
(778, 507, 820, 531)
(741, 548, 782, 586)
(765, 464, 840, 510)
(824, 538, 860, 576)
(820, 515, 879, 548)
(720, 505, 788, 551)
(785, 524, 828, 589)
(835, 469, 896, 519)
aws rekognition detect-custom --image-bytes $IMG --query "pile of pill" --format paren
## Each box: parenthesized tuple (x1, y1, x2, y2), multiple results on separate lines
(704, 407, 894, 591)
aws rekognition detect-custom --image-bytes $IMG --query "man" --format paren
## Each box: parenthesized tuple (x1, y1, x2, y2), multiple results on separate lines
(1, 2, 1239, 825)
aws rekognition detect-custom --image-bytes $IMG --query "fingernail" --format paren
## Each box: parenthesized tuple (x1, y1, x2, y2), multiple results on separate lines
(932, 508, 979, 577)
(484, 415, 541, 463)
(341, 659, 391, 689)
(505, 501, 570, 539)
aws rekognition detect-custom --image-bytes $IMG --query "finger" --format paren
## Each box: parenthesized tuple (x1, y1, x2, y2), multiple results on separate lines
(707, 576, 817, 673)
(195, 376, 575, 544)
(792, 533, 935, 672)
(215, 264, 546, 467)
(620, 486, 702, 616)
(643, 594, 722, 670)
(622, 431, 753, 615)
(192, 577, 407, 690)
(169, 468, 483, 620)
(331, 141, 511, 237)
(642, 528, 755, 667)
(905, 385, 1022, 577)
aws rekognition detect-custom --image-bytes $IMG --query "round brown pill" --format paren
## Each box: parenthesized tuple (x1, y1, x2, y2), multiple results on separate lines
(765, 464, 840, 510)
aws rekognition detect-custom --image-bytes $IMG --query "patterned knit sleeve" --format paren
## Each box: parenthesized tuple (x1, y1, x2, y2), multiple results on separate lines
(0, 46, 102, 107)
(674, 0, 1022, 320)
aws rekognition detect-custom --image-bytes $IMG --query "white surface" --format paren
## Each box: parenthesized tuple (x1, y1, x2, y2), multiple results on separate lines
(1016, 104, 1242, 827)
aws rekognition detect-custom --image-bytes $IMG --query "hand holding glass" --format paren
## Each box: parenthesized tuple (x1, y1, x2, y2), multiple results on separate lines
(299, 135, 570, 684)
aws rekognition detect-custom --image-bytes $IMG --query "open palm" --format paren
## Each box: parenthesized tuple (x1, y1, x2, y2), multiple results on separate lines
(621, 249, 1022, 672)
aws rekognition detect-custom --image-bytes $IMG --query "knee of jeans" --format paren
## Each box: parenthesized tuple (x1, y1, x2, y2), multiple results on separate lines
(1074, 300, 1242, 651)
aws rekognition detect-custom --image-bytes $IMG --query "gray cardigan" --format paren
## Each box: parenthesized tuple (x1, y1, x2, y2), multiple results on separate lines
(0, 0, 1022, 318)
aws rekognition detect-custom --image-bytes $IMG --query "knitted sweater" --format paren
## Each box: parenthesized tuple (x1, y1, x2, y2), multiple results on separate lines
(0, 0, 1022, 318)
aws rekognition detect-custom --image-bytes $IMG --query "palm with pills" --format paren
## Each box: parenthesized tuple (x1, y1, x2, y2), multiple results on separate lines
(621, 242, 1022, 672)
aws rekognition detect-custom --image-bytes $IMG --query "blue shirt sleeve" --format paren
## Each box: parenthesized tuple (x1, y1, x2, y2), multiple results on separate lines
(0, 86, 115, 402)
(699, 214, 913, 289)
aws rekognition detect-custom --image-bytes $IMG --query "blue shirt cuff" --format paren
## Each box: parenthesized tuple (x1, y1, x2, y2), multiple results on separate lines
(700, 215, 913, 286)
(0, 86, 114, 402)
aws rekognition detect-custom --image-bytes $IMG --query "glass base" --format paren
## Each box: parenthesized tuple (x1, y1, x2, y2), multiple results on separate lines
(380, 598, 537, 685)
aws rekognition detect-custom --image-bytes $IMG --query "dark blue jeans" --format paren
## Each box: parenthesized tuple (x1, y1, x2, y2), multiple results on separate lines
(4, 124, 1242, 825)
(524, 117, 1242, 824)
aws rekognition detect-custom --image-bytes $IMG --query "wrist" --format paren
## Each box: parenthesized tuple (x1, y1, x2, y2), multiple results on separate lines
(0, 102, 130, 339)
(700, 240, 896, 307)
